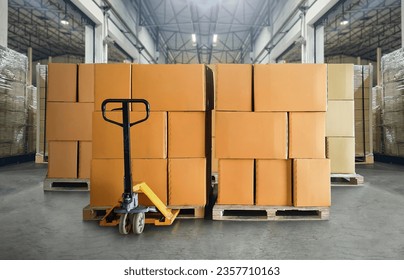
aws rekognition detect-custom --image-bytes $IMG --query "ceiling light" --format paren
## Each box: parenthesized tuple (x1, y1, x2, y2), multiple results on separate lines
(213, 34, 218, 43)
(340, 17, 349, 25)
(192, 33, 196, 43)
(61, 16, 69, 25)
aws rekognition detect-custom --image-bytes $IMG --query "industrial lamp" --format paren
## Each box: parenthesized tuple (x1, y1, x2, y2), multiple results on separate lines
(60, 2, 69, 25)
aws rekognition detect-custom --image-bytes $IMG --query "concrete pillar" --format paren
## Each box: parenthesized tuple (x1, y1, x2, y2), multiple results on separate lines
(357, 57, 361, 65)
(315, 24, 324, 63)
(27, 47, 32, 85)
(85, 25, 94, 63)
(0, 0, 8, 47)
(301, 11, 315, 63)
(377, 47, 382, 86)
(94, 13, 108, 63)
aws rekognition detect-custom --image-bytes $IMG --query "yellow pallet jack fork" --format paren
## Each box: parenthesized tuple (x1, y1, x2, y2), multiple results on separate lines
(98, 99, 179, 235)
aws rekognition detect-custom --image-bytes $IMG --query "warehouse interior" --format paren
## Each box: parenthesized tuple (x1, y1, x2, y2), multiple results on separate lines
(0, 0, 404, 260)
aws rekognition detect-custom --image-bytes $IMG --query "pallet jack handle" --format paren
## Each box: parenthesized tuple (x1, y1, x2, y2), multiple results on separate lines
(101, 98, 150, 210)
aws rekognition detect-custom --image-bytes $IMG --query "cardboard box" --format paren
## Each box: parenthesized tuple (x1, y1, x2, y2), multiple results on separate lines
(78, 141, 92, 179)
(216, 112, 287, 159)
(212, 137, 218, 173)
(94, 64, 131, 111)
(78, 64, 94, 103)
(168, 112, 205, 158)
(254, 64, 327, 112)
(90, 159, 167, 207)
(293, 159, 331, 207)
(168, 158, 206, 206)
(289, 112, 325, 159)
(326, 137, 355, 174)
(217, 159, 254, 205)
(216, 64, 252, 111)
(47, 63, 77, 102)
(327, 64, 354, 100)
(132, 64, 207, 111)
(92, 111, 167, 159)
(46, 102, 93, 141)
(48, 141, 78, 178)
(256, 160, 292, 206)
(326, 101, 355, 137)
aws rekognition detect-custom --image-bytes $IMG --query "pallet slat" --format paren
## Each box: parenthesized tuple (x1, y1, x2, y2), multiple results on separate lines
(331, 173, 364, 186)
(43, 178, 90, 191)
(212, 205, 329, 221)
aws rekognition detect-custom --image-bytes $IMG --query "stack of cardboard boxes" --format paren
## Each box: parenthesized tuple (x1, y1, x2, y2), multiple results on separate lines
(90, 64, 213, 208)
(216, 64, 330, 207)
(326, 64, 355, 174)
(46, 63, 93, 179)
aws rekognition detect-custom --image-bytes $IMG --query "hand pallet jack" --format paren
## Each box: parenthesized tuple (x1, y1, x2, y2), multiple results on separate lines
(98, 99, 179, 234)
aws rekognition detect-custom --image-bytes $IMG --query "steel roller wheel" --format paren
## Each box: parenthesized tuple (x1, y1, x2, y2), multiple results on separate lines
(132, 212, 145, 235)
(119, 213, 132, 235)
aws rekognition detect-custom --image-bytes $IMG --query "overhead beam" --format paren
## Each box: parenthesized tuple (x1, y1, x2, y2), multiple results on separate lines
(70, 0, 103, 25)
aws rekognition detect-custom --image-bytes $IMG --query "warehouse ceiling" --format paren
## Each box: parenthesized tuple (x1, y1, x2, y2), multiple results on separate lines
(278, 0, 402, 62)
(6, 0, 403, 63)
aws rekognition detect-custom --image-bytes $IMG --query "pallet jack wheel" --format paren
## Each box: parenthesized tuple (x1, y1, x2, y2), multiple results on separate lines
(132, 212, 145, 235)
(119, 213, 132, 235)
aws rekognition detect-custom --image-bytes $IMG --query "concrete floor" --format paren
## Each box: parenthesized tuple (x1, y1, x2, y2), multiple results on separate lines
(0, 162, 403, 260)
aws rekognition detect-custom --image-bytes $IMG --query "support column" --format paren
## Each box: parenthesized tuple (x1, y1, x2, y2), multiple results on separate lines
(315, 24, 324, 63)
(377, 47, 382, 86)
(85, 25, 94, 63)
(0, 0, 8, 47)
(27, 47, 32, 85)
(94, 13, 108, 63)
(301, 11, 315, 63)
(402, 0, 404, 47)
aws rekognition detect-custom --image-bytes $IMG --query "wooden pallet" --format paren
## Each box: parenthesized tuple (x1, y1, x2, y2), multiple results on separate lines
(212, 205, 329, 221)
(82, 204, 205, 221)
(355, 155, 374, 165)
(43, 178, 90, 191)
(331, 173, 364, 186)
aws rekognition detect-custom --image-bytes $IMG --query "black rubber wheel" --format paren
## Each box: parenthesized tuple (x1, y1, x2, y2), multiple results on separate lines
(119, 213, 132, 235)
(132, 212, 145, 234)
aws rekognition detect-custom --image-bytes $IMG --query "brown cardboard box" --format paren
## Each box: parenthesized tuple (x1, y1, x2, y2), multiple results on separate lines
(254, 64, 327, 112)
(46, 102, 93, 141)
(94, 64, 131, 111)
(47, 63, 77, 102)
(90, 159, 167, 207)
(92, 111, 167, 159)
(289, 112, 325, 159)
(168, 112, 205, 158)
(293, 159, 331, 207)
(326, 137, 355, 174)
(78, 141, 92, 179)
(212, 137, 218, 173)
(48, 141, 78, 178)
(133, 159, 167, 206)
(132, 64, 206, 111)
(168, 158, 206, 206)
(326, 101, 355, 137)
(256, 160, 292, 206)
(78, 64, 94, 103)
(216, 64, 252, 111)
(327, 64, 354, 100)
(217, 159, 254, 205)
(212, 109, 216, 137)
(216, 112, 287, 159)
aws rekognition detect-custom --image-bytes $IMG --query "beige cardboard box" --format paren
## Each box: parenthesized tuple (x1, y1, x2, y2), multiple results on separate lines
(326, 101, 355, 137)
(216, 112, 287, 159)
(78, 141, 92, 179)
(289, 112, 326, 159)
(46, 102, 93, 141)
(254, 64, 327, 112)
(168, 158, 206, 206)
(90, 159, 167, 207)
(132, 64, 207, 111)
(78, 64, 95, 103)
(216, 64, 252, 111)
(92, 111, 167, 159)
(256, 160, 292, 206)
(217, 159, 254, 205)
(327, 64, 354, 100)
(48, 141, 78, 178)
(47, 63, 77, 102)
(293, 159, 331, 207)
(168, 112, 205, 158)
(94, 64, 131, 111)
(326, 137, 355, 174)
